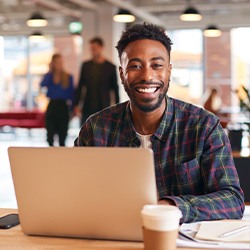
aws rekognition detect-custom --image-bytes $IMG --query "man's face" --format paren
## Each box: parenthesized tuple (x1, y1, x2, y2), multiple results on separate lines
(90, 42, 103, 60)
(119, 39, 172, 113)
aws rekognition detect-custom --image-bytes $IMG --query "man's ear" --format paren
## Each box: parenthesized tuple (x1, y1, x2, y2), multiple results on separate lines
(168, 63, 172, 76)
(169, 63, 172, 72)
(119, 66, 124, 85)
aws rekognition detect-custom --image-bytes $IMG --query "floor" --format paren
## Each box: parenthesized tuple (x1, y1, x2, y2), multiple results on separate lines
(0, 122, 250, 220)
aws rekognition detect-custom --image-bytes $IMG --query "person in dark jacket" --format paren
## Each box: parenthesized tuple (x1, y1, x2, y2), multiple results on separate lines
(74, 37, 119, 124)
(40, 53, 74, 146)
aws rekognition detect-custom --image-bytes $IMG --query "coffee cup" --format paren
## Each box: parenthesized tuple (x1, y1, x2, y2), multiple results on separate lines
(141, 205, 182, 250)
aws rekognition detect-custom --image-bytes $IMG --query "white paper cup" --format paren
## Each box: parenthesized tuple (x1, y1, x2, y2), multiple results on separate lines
(141, 205, 182, 232)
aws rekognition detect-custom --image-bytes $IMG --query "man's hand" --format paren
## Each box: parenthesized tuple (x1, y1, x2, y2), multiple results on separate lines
(158, 199, 176, 206)
(74, 106, 82, 117)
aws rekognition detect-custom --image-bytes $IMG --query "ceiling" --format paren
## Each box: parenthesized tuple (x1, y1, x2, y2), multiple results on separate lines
(0, 0, 250, 36)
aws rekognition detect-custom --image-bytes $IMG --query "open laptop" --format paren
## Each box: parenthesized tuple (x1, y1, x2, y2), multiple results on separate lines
(8, 147, 157, 241)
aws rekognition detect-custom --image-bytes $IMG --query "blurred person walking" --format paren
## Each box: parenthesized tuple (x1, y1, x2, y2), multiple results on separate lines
(40, 53, 74, 146)
(74, 37, 119, 124)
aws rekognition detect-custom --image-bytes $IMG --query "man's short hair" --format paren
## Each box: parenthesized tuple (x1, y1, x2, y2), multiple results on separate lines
(90, 37, 104, 47)
(116, 23, 172, 60)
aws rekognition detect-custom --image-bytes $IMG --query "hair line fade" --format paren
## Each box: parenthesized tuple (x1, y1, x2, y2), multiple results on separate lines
(116, 23, 172, 60)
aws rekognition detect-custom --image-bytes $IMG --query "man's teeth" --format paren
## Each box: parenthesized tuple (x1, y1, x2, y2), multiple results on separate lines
(137, 87, 157, 93)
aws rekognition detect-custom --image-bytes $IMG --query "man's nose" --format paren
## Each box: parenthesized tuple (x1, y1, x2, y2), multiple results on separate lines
(140, 67, 154, 82)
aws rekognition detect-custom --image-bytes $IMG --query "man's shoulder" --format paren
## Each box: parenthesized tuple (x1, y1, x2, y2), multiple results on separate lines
(104, 60, 116, 68)
(82, 60, 116, 69)
(82, 60, 93, 66)
(87, 101, 128, 123)
(170, 97, 219, 122)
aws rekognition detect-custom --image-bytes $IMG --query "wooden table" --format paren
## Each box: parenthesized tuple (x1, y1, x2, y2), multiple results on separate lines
(0, 208, 203, 250)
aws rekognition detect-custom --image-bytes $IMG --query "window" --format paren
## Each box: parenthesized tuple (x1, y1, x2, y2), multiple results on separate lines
(0, 36, 53, 111)
(231, 28, 250, 92)
(167, 29, 203, 105)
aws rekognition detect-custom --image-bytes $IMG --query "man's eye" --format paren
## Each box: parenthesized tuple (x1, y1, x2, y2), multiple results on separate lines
(128, 65, 141, 69)
(152, 64, 163, 69)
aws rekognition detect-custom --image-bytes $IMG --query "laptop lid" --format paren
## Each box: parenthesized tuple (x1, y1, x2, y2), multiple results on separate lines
(8, 147, 157, 241)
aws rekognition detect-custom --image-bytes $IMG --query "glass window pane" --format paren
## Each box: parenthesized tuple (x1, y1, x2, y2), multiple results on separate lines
(0, 36, 28, 110)
(167, 29, 203, 105)
(231, 28, 250, 91)
(29, 37, 54, 110)
(0, 36, 53, 111)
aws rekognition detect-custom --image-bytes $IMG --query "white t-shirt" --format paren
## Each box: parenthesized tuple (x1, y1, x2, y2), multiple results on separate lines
(136, 132, 152, 149)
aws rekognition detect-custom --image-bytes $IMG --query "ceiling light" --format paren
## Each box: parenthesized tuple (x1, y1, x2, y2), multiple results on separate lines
(203, 25, 222, 37)
(69, 21, 83, 35)
(113, 9, 135, 23)
(29, 31, 46, 42)
(26, 12, 48, 27)
(180, 7, 202, 21)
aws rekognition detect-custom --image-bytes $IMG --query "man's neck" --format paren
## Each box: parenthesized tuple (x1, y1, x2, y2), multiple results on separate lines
(130, 100, 166, 135)
(93, 56, 105, 64)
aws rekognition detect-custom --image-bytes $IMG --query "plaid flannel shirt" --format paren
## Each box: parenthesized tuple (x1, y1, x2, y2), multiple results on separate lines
(75, 97, 245, 223)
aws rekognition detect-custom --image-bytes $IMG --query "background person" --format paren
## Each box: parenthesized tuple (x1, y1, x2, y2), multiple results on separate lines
(74, 37, 120, 124)
(203, 87, 222, 115)
(40, 53, 74, 146)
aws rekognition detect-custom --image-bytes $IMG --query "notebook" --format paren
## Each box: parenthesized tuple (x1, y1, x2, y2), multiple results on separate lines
(195, 220, 250, 243)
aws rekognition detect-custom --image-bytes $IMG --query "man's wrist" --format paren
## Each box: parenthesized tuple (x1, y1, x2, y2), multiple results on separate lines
(158, 198, 176, 206)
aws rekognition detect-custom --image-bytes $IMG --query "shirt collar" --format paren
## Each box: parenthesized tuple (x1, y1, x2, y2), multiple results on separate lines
(154, 96, 174, 142)
(124, 102, 138, 142)
(124, 96, 174, 143)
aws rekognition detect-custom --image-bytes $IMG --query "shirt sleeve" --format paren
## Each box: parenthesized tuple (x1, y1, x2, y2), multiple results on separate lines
(162, 117, 245, 223)
(40, 73, 50, 88)
(68, 75, 75, 110)
(74, 119, 94, 146)
(74, 63, 86, 106)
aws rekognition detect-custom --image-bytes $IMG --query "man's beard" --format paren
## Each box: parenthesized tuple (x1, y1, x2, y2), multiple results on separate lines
(124, 79, 169, 113)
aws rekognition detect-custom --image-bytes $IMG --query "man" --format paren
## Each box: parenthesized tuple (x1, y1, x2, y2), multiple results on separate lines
(74, 37, 120, 124)
(75, 23, 244, 223)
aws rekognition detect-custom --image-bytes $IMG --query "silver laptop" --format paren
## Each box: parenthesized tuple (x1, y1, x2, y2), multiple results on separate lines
(8, 147, 157, 241)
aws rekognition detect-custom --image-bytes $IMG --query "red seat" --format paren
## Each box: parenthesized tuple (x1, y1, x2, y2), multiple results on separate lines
(0, 110, 45, 129)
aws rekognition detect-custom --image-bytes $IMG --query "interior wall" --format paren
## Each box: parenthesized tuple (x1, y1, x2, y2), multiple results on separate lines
(54, 36, 82, 86)
(80, 4, 128, 102)
(204, 30, 232, 107)
(79, 11, 96, 62)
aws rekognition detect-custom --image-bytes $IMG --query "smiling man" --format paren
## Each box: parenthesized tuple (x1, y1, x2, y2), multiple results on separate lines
(74, 23, 244, 223)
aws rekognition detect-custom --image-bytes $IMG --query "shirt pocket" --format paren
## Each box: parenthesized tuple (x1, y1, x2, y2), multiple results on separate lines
(171, 158, 203, 195)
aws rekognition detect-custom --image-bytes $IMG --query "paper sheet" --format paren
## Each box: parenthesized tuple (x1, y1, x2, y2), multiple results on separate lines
(195, 220, 250, 242)
(178, 221, 250, 249)
(177, 238, 250, 249)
